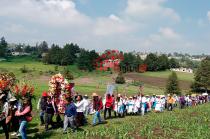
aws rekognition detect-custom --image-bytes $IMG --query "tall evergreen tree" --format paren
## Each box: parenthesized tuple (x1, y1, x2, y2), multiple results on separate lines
(144, 53, 159, 71)
(157, 54, 169, 70)
(48, 44, 62, 65)
(169, 58, 180, 68)
(191, 57, 210, 92)
(62, 43, 80, 65)
(0, 37, 8, 57)
(166, 71, 181, 95)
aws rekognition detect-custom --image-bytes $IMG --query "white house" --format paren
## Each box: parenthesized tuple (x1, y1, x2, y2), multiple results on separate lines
(170, 67, 193, 73)
(11, 52, 31, 56)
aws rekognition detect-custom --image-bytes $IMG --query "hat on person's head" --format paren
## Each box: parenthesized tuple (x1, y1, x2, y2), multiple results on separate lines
(92, 93, 98, 97)
(0, 94, 5, 99)
(117, 94, 121, 97)
(42, 91, 48, 97)
(129, 96, 132, 99)
(84, 94, 88, 97)
(9, 97, 17, 102)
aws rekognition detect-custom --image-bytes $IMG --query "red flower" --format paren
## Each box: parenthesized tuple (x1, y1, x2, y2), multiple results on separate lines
(112, 50, 116, 53)
(107, 51, 111, 55)
(111, 56, 115, 60)
(101, 54, 106, 59)
(21, 85, 28, 96)
(30, 87, 34, 94)
(14, 85, 19, 94)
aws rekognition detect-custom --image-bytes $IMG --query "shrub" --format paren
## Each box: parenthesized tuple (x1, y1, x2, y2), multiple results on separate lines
(115, 72, 125, 84)
(131, 80, 144, 86)
(63, 67, 74, 80)
(20, 65, 29, 73)
(54, 66, 59, 72)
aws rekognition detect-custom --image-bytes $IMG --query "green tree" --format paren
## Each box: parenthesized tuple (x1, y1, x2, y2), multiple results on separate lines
(15, 44, 24, 52)
(38, 41, 48, 53)
(191, 57, 210, 92)
(144, 53, 159, 71)
(47, 44, 62, 65)
(157, 54, 169, 70)
(120, 52, 140, 72)
(63, 67, 74, 80)
(61, 43, 80, 65)
(77, 49, 91, 71)
(24, 45, 33, 53)
(115, 72, 125, 84)
(134, 55, 143, 72)
(169, 58, 180, 68)
(166, 71, 181, 95)
(0, 37, 8, 57)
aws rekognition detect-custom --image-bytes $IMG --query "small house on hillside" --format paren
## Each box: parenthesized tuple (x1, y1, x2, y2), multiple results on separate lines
(170, 67, 193, 73)
(11, 52, 31, 56)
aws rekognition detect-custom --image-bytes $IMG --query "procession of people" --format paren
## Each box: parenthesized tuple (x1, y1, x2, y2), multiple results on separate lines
(0, 73, 209, 139)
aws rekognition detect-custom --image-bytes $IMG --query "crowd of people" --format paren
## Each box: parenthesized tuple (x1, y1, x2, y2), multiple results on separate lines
(0, 72, 209, 139)
(35, 89, 209, 135)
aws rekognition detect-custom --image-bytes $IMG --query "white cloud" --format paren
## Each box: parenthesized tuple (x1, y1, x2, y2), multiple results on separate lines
(0, 0, 91, 27)
(125, 0, 180, 22)
(143, 27, 183, 51)
(1, 0, 204, 54)
(94, 14, 134, 36)
(207, 11, 210, 22)
(158, 27, 180, 39)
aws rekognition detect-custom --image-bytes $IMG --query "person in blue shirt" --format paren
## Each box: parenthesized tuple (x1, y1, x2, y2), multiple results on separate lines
(63, 97, 77, 133)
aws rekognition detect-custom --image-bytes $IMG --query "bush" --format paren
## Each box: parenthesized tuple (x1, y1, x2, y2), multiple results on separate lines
(63, 67, 74, 80)
(54, 66, 59, 72)
(131, 80, 144, 86)
(39, 71, 43, 75)
(46, 70, 55, 75)
(20, 65, 29, 73)
(115, 72, 125, 84)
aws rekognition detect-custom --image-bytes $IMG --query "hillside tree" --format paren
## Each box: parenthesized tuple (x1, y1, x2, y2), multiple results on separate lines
(166, 71, 181, 95)
(191, 57, 210, 92)
(0, 37, 8, 57)
(144, 53, 159, 71)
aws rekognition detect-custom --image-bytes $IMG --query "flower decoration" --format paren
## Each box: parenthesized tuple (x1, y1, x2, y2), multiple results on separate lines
(49, 73, 68, 96)
(0, 72, 16, 86)
(0, 80, 10, 91)
(12, 84, 35, 100)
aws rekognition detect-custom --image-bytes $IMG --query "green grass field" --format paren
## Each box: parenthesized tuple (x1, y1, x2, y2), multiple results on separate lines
(0, 56, 200, 139)
(140, 71, 194, 82)
(9, 103, 210, 139)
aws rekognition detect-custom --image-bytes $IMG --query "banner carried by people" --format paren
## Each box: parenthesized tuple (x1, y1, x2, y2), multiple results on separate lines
(106, 84, 115, 95)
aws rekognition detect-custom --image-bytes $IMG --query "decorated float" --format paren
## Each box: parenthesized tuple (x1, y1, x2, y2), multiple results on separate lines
(48, 73, 75, 114)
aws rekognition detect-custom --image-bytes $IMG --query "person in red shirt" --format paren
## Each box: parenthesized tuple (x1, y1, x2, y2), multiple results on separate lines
(104, 94, 113, 120)
(92, 93, 103, 126)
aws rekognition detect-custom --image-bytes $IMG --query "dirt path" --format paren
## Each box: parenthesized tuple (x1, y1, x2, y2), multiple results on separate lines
(124, 73, 191, 90)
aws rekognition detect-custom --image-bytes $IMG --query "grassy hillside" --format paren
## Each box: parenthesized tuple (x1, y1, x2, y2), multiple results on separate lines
(140, 71, 194, 82)
(1, 103, 209, 139)
(0, 56, 205, 139)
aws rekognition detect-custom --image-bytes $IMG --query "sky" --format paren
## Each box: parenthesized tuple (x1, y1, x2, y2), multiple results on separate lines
(0, 0, 210, 54)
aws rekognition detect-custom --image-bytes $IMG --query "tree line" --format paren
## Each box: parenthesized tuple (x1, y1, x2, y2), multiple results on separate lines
(120, 53, 180, 73)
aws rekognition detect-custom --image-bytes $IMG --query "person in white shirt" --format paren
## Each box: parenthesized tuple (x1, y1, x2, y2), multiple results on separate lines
(155, 96, 161, 112)
(114, 95, 124, 117)
(133, 96, 140, 114)
(141, 95, 147, 115)
(126, 97, 134, 115)
(75, 95, 85, 126)
(83, 95, 90, 116)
